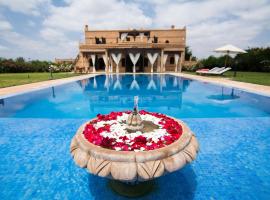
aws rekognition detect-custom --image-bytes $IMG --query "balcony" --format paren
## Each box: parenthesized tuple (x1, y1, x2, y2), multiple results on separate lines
(79, 36, 185, 51)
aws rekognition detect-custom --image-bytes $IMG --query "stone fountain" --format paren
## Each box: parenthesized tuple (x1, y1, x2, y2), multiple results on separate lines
(70, 96, 199, 197)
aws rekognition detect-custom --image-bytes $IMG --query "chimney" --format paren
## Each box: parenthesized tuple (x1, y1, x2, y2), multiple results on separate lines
(171, 25, 175, 29)
(84, 24, 88, 31)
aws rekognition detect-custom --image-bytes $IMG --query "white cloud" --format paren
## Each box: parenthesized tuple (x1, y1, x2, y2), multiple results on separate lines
(0, 19, 74, 59)
(153, 0, 270, 57)
(0, 0, 50, 15)
(40, 28, 66, 42)
(0, 20, 12, 31)
(0, 0, 270, 60)
(42, 0, 152, 31)
(0, 44, 8, 51)
(27, 20, 35, 27)
(39, 0, 153, 59)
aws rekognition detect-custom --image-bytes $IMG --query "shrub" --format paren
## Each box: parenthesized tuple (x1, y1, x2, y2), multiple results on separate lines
(0, 57, 74, 73)
(182, 64, 200, 72)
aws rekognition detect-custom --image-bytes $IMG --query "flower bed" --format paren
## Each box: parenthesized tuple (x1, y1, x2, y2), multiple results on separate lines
(83, 110, 183, 151)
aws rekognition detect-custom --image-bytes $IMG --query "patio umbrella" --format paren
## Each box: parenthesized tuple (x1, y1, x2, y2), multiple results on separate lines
(214, 44, 247, 77)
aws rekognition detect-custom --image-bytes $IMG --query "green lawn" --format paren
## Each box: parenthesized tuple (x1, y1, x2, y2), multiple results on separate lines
(224, 71, 270, 86)
(0, 72, 80, 88)
(183, 71, 270, 86)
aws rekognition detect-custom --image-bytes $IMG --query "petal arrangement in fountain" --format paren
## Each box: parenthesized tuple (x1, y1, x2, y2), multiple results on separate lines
(82, 111, 183, 151)
(70, 111, 199, 182)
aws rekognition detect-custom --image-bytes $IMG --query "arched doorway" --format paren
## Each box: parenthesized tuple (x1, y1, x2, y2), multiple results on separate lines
(125, 54, 147, 72)
(96, 57, 105, 71)
(89, 56, 105, 71)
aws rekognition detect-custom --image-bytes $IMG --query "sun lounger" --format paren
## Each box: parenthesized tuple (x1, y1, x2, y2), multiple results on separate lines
(196, 67, 223, 74)
(198, 67, 231, 75)
(208, 67, 231, 75)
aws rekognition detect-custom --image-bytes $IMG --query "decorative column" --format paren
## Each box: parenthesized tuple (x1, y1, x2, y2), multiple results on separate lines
(157, 54, 161, 73)
(129, 53, 140, 73)
(106, 50, 109, 73)
(108, 55, 112, 73)
(179, 51, 184, 72)
(81, 52, 85, 73)
(163, 53, 168, 73)
(161, 50, 164, 72)
(90, 54, 96, 73)
(85, 54, 89, 73)
(174, 54, 180, 72)
(147, 52, 159, 73)
(104, 50, 109, 74)
(111, 53, 122, 73)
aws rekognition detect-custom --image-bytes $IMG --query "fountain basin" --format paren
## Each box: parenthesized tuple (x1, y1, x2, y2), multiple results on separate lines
(70, 112, 199, 182)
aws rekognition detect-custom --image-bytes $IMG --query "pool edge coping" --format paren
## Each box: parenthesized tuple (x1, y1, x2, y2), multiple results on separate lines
(0, 74, 98, 99)
(170, 73, 270, 97)
(0, 72, 270, 99)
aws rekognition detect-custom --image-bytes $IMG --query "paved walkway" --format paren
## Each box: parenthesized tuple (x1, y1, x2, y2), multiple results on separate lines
(0, 74, 96, 98)
(173, 73, 270, 96)
(0, 73, 270, 98)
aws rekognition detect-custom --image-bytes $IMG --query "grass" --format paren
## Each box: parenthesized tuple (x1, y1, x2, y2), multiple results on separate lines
(183, 71, 270, 86)
(224, 71, 270, 86)
(0, 72, 80, 88)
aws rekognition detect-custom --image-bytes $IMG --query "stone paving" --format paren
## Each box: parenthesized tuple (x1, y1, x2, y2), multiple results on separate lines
(0, 74, 96, 98)
(172, 73, 270, 96)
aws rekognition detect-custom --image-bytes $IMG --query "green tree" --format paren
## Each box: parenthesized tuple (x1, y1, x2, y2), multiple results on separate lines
(198, 47, 270, 72)
(185, 46, 196, 60)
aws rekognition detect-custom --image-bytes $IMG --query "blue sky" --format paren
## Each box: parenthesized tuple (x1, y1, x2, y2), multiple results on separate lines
(0, 0, 270, 61)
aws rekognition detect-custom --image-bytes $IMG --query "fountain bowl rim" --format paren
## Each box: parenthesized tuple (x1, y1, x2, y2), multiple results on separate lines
(72, 116, 195, 163)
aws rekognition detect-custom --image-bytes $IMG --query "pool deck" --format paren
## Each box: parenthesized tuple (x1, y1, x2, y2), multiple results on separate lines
(172, 73, 270, 96)
(0, 73, 270, 98)
(0, 74, 96, 98)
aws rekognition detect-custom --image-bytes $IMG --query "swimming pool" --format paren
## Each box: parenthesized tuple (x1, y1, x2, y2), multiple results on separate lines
(0, 74, 270, 199)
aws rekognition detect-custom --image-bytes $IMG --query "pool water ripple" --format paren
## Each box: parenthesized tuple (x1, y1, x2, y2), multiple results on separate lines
(0, 117, 269, 199)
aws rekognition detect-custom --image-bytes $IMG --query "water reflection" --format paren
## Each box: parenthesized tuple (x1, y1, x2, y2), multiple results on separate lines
(113, 74, 122, 90)
(173, 76, 178, 87)
(147, 74, 157, 90)
(159, 74, 167, 92)
(51, 87, 56, 98)
(1, 75, 269, 118)
(207, 87, 240, 103)
(88, 165, 197, 200)
(130, 74, 140, 90)
(79, 79, 89, 90)
(0, 99, 4, 106)
(78, 75, 187, 113)
(93, 76, 97, 89)
(79, 75, 189, 95)
(104, 75, 110, 91)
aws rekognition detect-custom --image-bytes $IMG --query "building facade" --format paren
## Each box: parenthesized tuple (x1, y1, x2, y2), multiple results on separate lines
(75, 25, 186, 73)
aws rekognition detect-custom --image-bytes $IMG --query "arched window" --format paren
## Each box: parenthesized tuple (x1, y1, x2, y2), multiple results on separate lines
(165, 40, 169, 43)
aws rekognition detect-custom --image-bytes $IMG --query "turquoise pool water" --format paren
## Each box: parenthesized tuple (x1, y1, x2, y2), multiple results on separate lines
(1, 75, 269, 118)
(0, 74, 270, 199)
